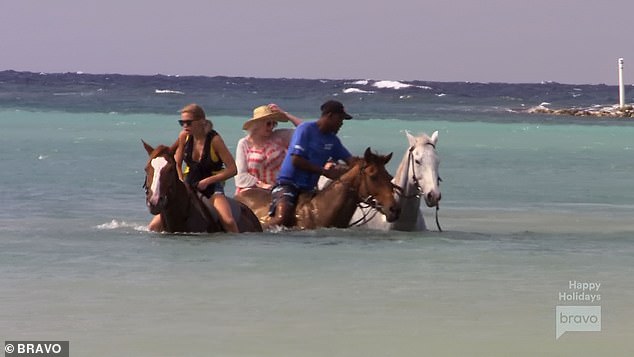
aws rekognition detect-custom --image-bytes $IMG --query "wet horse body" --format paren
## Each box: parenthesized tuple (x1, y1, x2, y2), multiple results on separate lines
(235, 148, 400, 230)
(143, 141, 262, 233)
(351, 131, 441, 231)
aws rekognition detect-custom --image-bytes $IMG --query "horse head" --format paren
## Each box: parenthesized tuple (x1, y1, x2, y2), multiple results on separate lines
(142, 140, 178, 215)
(348, 148, 400, 222)
(405, 131, 441, 207)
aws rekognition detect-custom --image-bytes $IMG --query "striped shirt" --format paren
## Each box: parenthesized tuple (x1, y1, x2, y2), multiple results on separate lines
(234, 129, 293, 194)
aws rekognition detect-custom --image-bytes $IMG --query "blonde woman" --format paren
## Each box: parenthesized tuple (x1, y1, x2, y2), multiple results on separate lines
(234, 104, 302, 194)
(148, 104, 239, 233)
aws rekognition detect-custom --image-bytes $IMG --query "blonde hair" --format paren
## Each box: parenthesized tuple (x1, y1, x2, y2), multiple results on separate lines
(180, 103, 206, 121)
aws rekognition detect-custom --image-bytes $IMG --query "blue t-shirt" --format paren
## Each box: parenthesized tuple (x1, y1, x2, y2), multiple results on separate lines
(276, 121, 351, 190)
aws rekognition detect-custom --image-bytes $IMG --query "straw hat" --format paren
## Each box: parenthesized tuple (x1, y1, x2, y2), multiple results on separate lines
(242, 105, 288, 130)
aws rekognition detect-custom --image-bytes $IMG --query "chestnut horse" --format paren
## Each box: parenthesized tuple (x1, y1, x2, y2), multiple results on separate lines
(235, 148, 400, 230)
(142, 141, 262, 233)
(351, 131, 442, 231)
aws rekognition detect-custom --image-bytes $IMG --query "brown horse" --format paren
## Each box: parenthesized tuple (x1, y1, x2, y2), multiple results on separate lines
(142, 141, 262, 233)
(235, 148, 400, 230)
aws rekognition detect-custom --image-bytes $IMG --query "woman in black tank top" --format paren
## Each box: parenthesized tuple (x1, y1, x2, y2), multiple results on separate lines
(148, 104, 239, 233)
(183, 129, 225, 198)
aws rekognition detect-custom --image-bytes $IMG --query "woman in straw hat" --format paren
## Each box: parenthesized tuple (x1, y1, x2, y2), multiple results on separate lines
(235, 104, 302, 194)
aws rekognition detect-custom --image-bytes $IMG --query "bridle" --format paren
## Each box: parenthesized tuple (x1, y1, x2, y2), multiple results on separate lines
(394, 142, 443, 232)
(348, 160, 393, 227)
(143, 174, 169, 211)
(143, 153, 173, 211)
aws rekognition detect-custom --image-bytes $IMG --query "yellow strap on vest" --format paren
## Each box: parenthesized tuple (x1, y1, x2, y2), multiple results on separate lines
(183, 134, 221, 175)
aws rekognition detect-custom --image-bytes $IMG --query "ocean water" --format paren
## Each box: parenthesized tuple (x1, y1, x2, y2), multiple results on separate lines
(1, 72, 634, 356)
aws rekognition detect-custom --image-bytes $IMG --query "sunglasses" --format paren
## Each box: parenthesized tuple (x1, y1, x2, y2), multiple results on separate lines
(265, 120, 278, 128)
(178, 118, 200, 127)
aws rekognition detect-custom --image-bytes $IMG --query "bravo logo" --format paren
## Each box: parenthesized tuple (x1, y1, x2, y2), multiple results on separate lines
(556, 305, 601, 339)
(4, 341, 69, 357)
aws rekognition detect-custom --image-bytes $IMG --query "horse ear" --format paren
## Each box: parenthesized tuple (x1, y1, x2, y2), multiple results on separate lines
(405, 131, 416, 147)
(430, 130, 439, 146)
(383, 152, 393, 164)
(142, 140, 154, 156)
(364, 147, 372, 161)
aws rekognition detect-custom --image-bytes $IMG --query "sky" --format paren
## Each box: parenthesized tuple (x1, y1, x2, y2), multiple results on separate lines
(1, 0, 633, 85)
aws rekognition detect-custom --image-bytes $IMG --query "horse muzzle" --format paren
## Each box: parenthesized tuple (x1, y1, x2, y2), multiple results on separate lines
(383, 205, 401, 222)
(423, 190, 441, 207)
(147, 195, 167, 215)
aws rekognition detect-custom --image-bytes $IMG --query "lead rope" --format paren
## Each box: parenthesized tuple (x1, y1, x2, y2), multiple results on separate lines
(435, 204, 443, 232)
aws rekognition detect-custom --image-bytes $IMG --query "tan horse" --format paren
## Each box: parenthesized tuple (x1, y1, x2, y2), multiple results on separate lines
(235, 148, 400, 230)
(142, 141, 262, 233)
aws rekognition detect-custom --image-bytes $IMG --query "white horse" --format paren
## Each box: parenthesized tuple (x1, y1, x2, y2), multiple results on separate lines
(350, 131, 442, 231)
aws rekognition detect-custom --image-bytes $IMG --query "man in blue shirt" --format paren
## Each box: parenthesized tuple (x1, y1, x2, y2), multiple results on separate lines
(269, 100, 354, 227)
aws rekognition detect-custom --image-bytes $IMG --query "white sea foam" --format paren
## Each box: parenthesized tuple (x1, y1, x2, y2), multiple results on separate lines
(436, 93, 447, 97)
(371, 80, 432, 90)
(96, 219, 146, 231)
(343, 88, 374, 94)
(37, 155, 48, 160)
(351, 80, 369, 85)
(155, 89, 185, 95)
(372, 80, 412, 89)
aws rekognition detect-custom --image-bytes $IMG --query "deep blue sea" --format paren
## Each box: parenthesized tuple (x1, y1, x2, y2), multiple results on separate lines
(1, 71, 633, 356)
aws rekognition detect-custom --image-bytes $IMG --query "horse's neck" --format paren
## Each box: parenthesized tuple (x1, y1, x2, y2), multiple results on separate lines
(307, 166, 361, 228)
(386, 149, 422, 230)
(394, 149, 419, 198)
(160, 176, 195, 232)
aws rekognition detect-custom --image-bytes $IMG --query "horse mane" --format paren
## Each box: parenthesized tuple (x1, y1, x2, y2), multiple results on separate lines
(348, 149, 387, 167)
(152, 144, 173, 159)
(346, 156, 363, 168)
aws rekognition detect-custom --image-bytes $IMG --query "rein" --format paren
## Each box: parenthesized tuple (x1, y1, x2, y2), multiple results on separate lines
(348, 200, 381, 227)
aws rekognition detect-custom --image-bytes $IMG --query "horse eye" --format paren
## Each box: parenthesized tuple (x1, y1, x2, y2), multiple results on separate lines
(415, 159, 422, 165)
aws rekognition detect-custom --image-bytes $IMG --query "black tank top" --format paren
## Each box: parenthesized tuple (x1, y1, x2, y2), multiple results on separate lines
(183, 130, 224, 188)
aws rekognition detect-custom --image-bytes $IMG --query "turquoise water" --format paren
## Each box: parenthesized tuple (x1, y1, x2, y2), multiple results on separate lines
(1, 110, 633, 356)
